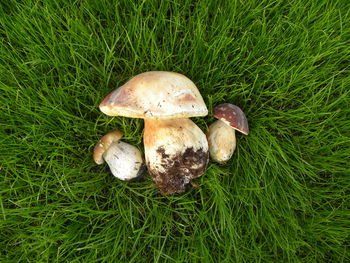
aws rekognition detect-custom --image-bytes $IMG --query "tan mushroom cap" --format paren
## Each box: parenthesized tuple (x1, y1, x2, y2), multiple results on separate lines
(93, 130, 123, 165)
(99, 71, 208, 119)
(213, 103, 249, 135)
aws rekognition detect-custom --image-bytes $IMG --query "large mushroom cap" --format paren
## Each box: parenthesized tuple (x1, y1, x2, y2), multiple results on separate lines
(213, 103, 249, 135)
(93, 130, 123, 164)
(99, 71, 208, 119)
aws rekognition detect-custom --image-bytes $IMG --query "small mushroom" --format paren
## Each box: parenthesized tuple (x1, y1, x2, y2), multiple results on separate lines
(99, 71, 209, 194)
(93, 130, 144, 181)
(207, 103, 249, 163)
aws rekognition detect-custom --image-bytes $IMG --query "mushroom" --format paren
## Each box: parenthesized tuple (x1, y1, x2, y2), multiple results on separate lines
(93, 130, 145, 181)
(99, 71, 209, 194)
(206, 103, 249, 163)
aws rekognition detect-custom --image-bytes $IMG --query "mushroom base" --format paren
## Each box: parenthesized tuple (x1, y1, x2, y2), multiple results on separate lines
(144, 118, 209, 195)
(150, 147, 209, 195)
(123, 164, 146, 182)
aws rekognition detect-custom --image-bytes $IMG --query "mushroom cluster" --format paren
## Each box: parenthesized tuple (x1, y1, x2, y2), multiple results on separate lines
(93, 71, 249, 195)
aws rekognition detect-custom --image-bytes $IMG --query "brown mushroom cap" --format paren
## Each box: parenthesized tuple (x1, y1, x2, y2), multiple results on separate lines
(213, 103, 249, 135)
(93, 130, 123, 165)
(99, 71, 208, 119)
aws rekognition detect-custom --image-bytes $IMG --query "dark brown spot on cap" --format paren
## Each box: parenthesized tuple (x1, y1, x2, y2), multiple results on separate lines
(213, 103, 249, 135)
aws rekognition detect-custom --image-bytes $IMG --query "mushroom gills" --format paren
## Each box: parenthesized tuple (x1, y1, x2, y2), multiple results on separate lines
(103, 140, 144, 181)
(144, 118, 209, 195)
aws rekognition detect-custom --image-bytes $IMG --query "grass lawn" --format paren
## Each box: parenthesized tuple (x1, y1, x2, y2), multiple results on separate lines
(1, 0, 349, 262)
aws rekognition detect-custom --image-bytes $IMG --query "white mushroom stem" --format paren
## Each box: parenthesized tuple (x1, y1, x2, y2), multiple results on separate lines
(102, 140, 144, 181)
(93, 130, 144, 181)
(144, 118, 209, 195)
(207, 120, 236, 163)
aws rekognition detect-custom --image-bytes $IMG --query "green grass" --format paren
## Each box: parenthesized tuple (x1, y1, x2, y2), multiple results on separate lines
(1, 0, 349, 262)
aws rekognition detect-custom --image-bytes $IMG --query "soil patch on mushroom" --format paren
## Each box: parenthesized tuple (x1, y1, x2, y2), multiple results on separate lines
(149, 147, 209, 195)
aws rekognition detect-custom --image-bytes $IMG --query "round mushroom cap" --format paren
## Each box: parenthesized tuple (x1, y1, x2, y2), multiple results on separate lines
(93, 130, 123, 164)
(99, 71, 208, 119)
(213, 103, 249, 135)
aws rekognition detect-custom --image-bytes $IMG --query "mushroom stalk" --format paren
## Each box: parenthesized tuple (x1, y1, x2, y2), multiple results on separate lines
(207, 120, 236, 163)
(103, 141, 144, 181)
(144, 118, 209, 195)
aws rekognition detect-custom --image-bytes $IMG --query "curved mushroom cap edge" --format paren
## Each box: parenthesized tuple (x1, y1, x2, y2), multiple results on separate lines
(213, 103, 249, 135)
